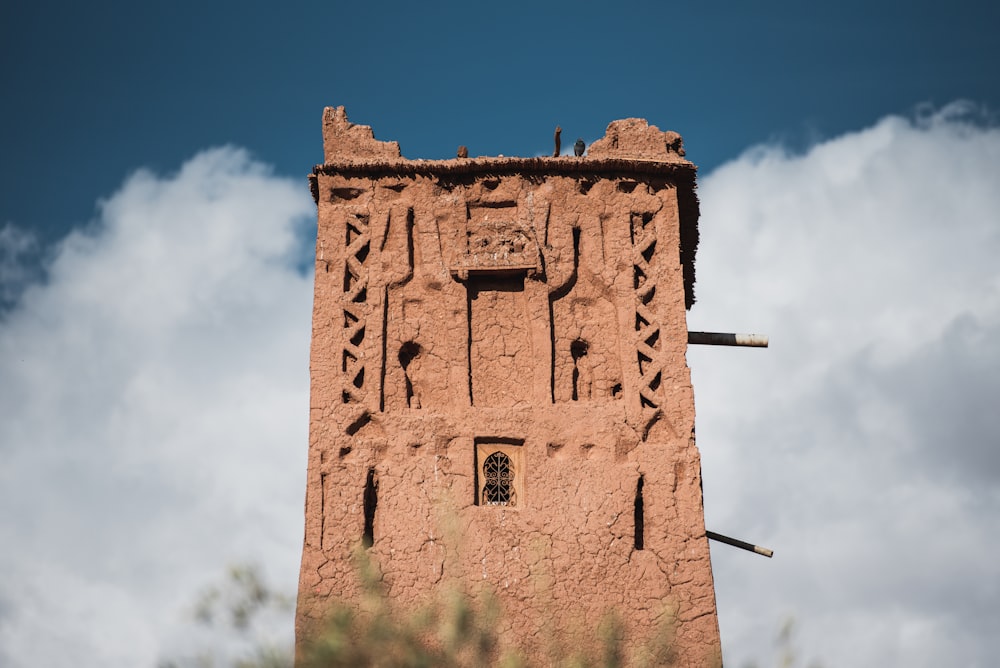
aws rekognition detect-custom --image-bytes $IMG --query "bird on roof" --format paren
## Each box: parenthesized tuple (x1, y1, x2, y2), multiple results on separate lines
(553, 126, 562, 157)
(574, 138, 585, 157)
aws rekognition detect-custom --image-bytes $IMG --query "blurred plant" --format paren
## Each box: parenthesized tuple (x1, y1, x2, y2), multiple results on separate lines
(298, 547, 513, 668)
(193, 565, 293, 632)
(297, 548, 681, 668)
(164, 557, 816, 668)
(741, 618, 824, 668)
(159, 564, 294, 668)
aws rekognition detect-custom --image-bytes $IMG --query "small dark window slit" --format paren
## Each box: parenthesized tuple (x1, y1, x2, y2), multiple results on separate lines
(362, 468, 378, 548)
(399, 341, 421, 408)
(570, 339, 590, 401)
(634, 475, 645, 550)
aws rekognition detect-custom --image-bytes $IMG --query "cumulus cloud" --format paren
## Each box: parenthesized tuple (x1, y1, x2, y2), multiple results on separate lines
(689, 103, 1000, 667)
(0, 148, 315, 666)
(0, 223, 42, 308)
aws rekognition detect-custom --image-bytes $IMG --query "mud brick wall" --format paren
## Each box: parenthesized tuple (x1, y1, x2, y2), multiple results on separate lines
(297, 107, 721, 667)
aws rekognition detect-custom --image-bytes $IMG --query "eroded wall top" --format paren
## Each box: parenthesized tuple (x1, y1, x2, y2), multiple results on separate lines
(322, 106, 402, 161)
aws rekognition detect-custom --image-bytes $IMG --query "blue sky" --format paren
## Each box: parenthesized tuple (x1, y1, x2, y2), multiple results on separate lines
(2, 2, 1000, 667)
(3, 1, 999, 242)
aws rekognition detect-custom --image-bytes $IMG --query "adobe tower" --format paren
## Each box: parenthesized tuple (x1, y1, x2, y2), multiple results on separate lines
(297, 107, 722, 665)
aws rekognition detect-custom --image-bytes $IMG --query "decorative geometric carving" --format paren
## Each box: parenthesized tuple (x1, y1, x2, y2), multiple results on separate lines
(341, 212, 370, 404)
(451, 198, 541, 275)
(630, 211, 663, 432)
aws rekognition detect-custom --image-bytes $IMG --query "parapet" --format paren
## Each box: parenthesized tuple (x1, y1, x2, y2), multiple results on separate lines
(320, 108, 689, 166)
(587, 118, 687, 162)
(322, 106, 402, 162)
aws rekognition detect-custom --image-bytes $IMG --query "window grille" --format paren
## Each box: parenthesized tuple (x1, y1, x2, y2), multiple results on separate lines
(482, 451, 515, 505)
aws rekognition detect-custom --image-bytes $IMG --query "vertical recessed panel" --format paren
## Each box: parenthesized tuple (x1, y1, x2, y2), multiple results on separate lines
(467, 274, 532, 406)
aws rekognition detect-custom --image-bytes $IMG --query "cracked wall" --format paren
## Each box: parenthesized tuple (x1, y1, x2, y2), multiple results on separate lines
(297, 108, 721, 667)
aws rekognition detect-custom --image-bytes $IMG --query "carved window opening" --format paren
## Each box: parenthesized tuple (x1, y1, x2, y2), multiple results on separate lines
(548, 228, 581, 404)
(475, 439, 524, 507)
(483, 452, 514, 504)
(398, 341, 422, 408)
(362, 468, 378, 548)
(331, 187, 363, 201)
(570, 339, 591, 401)
(634, 475, 645, 550)
(345, 412, 371, 436)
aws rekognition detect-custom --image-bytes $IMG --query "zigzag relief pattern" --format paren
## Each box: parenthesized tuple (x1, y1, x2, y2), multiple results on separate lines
(341, 213, 370, 405)
(630, 211, 663, 432)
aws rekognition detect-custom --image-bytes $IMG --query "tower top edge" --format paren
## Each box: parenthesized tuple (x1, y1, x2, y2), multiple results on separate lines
(311, 155, 697, 178)
(320, 106, 694, 168)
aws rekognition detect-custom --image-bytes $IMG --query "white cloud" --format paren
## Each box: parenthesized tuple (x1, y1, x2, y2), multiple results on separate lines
(689, 103, 1000, 667)
(0, 223, 41, 307)
(0, 147, 315, 667)
(1, 105, 998, 667)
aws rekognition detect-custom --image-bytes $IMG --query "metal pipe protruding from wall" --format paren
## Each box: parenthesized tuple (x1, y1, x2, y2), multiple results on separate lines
(688, 331, 769, 347)
(706, 530, 774, 558)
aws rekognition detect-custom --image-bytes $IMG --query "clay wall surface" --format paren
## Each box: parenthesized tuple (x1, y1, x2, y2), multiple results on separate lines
(297, 107, 721, 666)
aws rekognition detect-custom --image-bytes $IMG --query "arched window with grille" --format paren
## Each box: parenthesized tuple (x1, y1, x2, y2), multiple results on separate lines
(482, 451, 515, 505)
(475, 439, 524, 507)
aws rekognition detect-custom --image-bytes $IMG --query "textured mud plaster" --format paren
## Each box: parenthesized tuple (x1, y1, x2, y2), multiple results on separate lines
(297, 107, 721, 666)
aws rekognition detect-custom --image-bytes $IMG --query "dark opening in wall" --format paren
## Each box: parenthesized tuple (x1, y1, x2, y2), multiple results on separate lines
(350, 326, 365, 347)
(634, 475, 645, 550)
(547, 228, 581, 403)
(362, 468, 378, 548)
(331, 187, 363, 201)
(345, 411, 370, 436)
(570, 339, 590, 401)
(399, 341, 422, 408)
